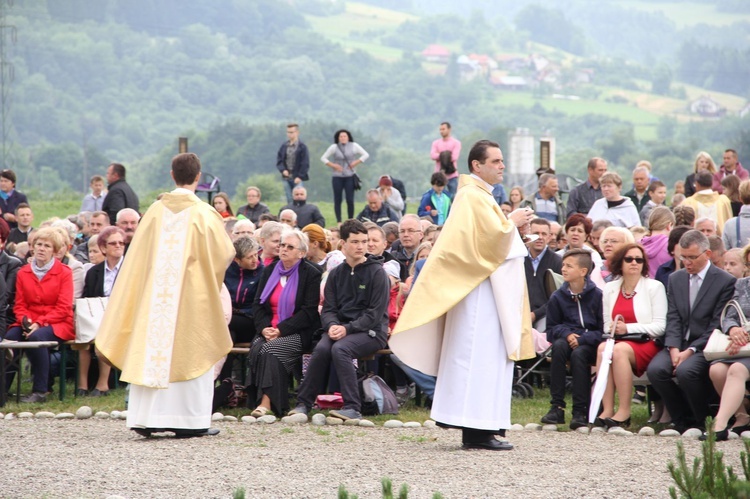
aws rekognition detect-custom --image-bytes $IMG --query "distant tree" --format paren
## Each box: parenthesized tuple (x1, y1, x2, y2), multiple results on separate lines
(515, 5, 587, 55)
(237, 173, 284, 206)
(651, 64, 672, 96)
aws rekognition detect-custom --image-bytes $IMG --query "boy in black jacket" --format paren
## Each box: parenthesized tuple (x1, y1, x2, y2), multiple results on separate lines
(541, 249, 604, 430)
(290, 219, 390, 421)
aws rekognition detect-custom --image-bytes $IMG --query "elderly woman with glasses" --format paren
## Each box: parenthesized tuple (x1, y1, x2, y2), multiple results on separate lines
(595, 243, 667, 428)
(590, 226, 635, 289)
(4, 227, 74, 403)
(77, 226, 126, 397)
(247, 229, 321, 417)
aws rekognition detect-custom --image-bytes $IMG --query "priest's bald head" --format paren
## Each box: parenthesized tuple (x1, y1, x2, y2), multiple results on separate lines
(171, 152, 202, 188)
(467, 140, 505, 186)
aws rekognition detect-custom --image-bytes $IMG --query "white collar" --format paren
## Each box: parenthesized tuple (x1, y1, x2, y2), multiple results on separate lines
(470, 174, 493, 191)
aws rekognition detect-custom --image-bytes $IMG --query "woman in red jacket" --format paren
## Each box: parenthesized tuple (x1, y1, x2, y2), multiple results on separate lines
(4, 227, 74, 403)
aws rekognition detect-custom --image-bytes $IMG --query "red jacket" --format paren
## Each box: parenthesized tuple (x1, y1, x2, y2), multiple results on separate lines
(12, 259, 75, 340)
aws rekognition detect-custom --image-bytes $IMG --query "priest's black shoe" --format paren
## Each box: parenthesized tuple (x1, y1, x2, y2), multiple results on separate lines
(171, 428, 220, 438)
(462, 437, 513, 451)
(132, 427, 154, 437)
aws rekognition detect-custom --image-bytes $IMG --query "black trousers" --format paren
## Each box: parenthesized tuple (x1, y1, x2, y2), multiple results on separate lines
(647, 348, 712, 427)
(549, 338, 597, 416)
(332, 176, 355, 222)
(297, 333, 385, 412)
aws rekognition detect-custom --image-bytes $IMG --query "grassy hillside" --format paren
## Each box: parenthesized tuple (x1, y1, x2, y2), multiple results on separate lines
(305, 2, 416, 62)
(614, 0, 750, 27)
(304, 1, 747, 145)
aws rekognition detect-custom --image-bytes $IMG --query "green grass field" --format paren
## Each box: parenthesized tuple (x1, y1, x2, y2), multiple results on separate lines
(29, 195, 396, 231)
(302, 1, 741, 145)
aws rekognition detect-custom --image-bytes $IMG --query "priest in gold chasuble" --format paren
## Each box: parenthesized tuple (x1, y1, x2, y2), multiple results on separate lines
(390, 140, 535, 451)
(96, 153, 234, 438)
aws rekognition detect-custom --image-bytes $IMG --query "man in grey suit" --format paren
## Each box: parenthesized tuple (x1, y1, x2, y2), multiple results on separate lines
(647, 230, 736, 432)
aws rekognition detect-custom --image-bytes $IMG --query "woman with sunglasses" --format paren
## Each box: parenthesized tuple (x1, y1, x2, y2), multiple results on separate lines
(596, 243, 667, 428)
(78, 226, 126, 397)
(248, 229, 321, 417)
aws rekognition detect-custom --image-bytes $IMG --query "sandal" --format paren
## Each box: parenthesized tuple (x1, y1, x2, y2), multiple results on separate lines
(250, 406, 270, 418)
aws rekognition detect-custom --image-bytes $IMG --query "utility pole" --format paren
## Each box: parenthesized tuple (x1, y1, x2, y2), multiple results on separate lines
(0, 0, 15, 170)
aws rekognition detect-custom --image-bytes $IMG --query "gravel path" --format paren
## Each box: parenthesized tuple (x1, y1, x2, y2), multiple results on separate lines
(1, 419, 743, 498)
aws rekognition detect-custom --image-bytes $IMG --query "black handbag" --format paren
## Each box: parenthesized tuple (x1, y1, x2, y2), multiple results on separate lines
(352, 173, 362, 191)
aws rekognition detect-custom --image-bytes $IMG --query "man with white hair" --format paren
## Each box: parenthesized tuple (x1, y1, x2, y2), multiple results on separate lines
(695, 217, 718, 238)
(279, 209, 297, 228)
(231, 219, 256, 241)
(625, 165, 652, 213)
(116, 208, 141, 248)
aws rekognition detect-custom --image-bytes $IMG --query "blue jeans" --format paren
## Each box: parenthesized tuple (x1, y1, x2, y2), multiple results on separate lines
(446, 177, 458, 197)
(5, 326, 60, 393)
(390, 354, 435, 399)
(282, 178, 303, 204)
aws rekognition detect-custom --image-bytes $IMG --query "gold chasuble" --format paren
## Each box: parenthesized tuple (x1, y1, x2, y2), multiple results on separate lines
(95, 190, 235, 388)
(390, 175, 535, 376)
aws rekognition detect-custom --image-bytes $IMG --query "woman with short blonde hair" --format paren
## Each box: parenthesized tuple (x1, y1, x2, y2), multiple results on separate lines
(4, 226, 74, 403)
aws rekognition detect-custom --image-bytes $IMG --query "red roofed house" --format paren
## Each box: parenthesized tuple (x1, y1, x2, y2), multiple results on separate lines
(421, 44, 451, 64)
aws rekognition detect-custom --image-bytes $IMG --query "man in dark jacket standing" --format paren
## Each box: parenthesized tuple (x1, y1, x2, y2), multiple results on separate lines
(101, 163, 139, 225)
(542, 249, 603, 429)
(289, 219, 390, 421)
(525, 218, 562, 332)
(277, 124, 310, 204)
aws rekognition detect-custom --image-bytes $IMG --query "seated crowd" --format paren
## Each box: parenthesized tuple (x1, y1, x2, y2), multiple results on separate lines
(4, 148, 750, 441)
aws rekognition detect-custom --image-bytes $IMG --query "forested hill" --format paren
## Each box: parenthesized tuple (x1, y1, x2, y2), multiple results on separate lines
(6, 0, 750, 202)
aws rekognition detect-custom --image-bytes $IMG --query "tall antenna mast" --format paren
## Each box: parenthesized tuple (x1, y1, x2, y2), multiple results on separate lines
(0, 0, 15, 170)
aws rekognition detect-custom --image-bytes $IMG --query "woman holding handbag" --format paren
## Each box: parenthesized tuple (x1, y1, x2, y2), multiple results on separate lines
(4, 227, 74, 403)
(78, 226, 125, 397)
(704, 279, 750, 440)
(321, 129, 369, 223)
(597, 243, 667, 428)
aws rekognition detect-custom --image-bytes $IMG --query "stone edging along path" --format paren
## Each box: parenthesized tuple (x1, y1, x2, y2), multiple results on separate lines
(1, 406, 745, 440)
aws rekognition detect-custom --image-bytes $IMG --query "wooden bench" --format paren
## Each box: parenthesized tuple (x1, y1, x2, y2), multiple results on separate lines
(0, 340, 59, 407)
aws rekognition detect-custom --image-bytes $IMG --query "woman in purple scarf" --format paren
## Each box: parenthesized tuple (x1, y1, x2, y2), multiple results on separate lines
(248, 229, 322, 417)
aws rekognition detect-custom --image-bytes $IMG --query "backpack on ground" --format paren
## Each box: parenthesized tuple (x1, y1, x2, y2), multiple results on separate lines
(359, 373, 399, 416)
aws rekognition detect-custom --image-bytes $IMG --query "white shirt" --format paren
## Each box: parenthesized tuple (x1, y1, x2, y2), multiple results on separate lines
(103, 256, 124, 297)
